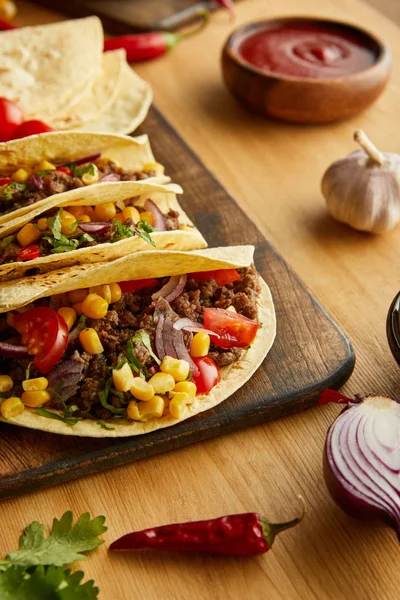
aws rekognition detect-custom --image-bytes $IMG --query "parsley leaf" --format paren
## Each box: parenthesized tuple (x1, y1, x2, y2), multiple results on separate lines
(131, 330, 160, 365)
(1, 235, 15, 248)
(0, 565, 99, 599)
(2, 183, 27, 200)
(0, 512, 107, 570)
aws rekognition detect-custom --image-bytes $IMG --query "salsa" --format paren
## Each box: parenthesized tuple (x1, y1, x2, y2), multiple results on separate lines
(238, 21, 378, 79)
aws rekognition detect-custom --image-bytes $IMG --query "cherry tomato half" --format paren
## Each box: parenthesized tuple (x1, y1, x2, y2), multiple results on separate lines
(188, 269, 241, 286)
(14, 307, 68, 374)
(203, 308, 259, 349)
(191, 356, 220, 394)
(0, 98, 24, 142)
(12, 119, 54, 140)
(17, 245, 41, 262)
(119, 278, 159, 294)
(0, 177, 12, 186)
(56, 167, 72, 176)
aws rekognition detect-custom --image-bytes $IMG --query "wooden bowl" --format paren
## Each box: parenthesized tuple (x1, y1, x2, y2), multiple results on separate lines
(387, 291, 400, 366)
(221, 17, 392, 124)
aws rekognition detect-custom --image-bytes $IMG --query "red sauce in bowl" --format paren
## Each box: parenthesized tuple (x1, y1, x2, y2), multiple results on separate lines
(238, 22, 378, 79)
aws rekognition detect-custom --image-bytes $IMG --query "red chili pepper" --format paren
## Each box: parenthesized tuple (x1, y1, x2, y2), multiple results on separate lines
(110, 499, 305, 556)
(57, 167, 72, 176)
(0, 177, 11, 186)
(104, 9, 210, 63)
(319, 389, 352, 405)
(17, 245, 41, 262)
(0, 19, 16, 31)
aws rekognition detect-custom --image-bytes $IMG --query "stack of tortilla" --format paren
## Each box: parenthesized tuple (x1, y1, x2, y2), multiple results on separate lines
(0, 17, 152, 135)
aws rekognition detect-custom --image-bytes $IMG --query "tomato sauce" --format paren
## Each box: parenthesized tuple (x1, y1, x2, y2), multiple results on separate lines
(238, 21, 378, 79)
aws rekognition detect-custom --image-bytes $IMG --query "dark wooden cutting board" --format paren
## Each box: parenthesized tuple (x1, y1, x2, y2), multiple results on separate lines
(0, 107, 355, 500)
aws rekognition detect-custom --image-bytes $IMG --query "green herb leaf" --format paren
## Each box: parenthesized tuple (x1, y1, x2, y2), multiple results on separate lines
(0, 565, 99, 600)
(2, 183, 27, 201)
(35, 408, 79, 426)
(44, 209, 80, 254)
(1, 235, 15, 248)
(131, 330, 160, 365)
(70, 163, 95, 178)
(126, 340, 144, 374)
(80, 233, 95, 244)
(98, 378, 125, 415)
(0, 512, 107, 570)
(97, 421, 115, 431)
(136, 220, 156, 247)
(25, 362, 32, 381)
(110, 220, 134, 243)
(34, 170, 49, 177)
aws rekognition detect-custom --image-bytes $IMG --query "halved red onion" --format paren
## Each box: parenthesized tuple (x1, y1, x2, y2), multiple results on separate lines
(0, 341, 28, 357)
(144, 199, 166, 231)
(57, 152, 101, 168)
(322, 390, 400, 539)
(99, 173, 120, 183)
(152, 274, 187, 303)
(31, 173, 43, 189)
(173, 317, 220, 338)
(78, 221, 111, 234)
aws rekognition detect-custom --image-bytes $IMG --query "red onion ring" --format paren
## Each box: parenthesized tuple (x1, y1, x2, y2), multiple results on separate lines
(173, 317, 220, 338)
(99, 173, 120, 183)
(78, 221, 111, 234)
(31, 173, 43, 189)
(144, 199, 166, 231)
(171, 327, 199, 375)
(0, 341, 28, 357)
(56, 152, 101, 168)
(152, 275, 187, 303)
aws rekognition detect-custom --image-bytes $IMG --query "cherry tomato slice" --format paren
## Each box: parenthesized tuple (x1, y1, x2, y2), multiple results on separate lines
(203, 308, 259, 349)
(56, 167, 72, 176)
(119, 278, 159, 293)
(11, 119, 54, 140)
(17, 245, 41, 262)
(0, 98, 24, 142)
(14, 307, 68, 374)
(188, 269, 241, 286)
(0, 177, 12, 186)
(191, 356, 220, 394)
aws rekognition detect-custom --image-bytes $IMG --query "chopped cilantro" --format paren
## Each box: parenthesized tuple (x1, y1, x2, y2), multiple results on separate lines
(1, 235, 15, 248)
(135, 220, 156, 247)
(98, 378, 125, 415)
(2, 182, 27, 200)
(48, 387, 79, 423)
(70, 162, 96, 178)
(34, 170, 50, 177)
(35, 408, 79, 426)
(126, 339, 146, 375)
(97, 421, 115, 431)
(25, 362, 32, 381)
(111, 220, 134, 243)
(110, 218, 155, 247)
(43, 209, 85, 254)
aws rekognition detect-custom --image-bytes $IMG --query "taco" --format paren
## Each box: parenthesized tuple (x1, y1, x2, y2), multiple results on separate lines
(0, 131, 165, 223)
(0, 247, 276, 437)
(0, 180, 207, 282)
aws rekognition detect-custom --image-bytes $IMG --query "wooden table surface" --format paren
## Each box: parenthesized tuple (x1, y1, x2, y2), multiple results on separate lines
(1, 1, 399, 598)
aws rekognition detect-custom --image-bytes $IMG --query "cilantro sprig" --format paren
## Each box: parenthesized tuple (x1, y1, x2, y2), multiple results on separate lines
(69, 163, 96, 178)
(2, 182, 27, 200)
(111, 219, 155, 247)
(42, 209, 94, 254)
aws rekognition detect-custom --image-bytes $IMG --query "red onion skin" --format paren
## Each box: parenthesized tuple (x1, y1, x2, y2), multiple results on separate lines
(144, 198, 166, 231)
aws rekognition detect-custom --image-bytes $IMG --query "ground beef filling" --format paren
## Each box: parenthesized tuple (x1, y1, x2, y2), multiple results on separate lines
(0, 266, 260, 420)
(0, 159, 156, 215)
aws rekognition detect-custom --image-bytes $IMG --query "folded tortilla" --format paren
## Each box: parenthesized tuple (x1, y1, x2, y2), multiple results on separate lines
(0, 246, 276, 437)
(0, 181, 207, 282)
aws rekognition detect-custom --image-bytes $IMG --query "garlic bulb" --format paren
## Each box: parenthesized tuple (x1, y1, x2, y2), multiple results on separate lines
(321, 130, 400, 233)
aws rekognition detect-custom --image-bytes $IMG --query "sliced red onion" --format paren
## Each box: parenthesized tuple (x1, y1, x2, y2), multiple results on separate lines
(162, 313, 177, 359)
(99, 173, 120, 183)
(144, 198, 166, 231)
(185, 331, 193, 351)
(173, 317, 220, 338)
(31, 173, 43, 189)
(47, 359, 84, 401)
(323, 391, 400, 538)
(57, 152, 101, 168)
(154, 312, 166, 360)
(0, 341, 28, 357)
(152, 274, 187, 303)
(78, 221, 111, 234)
(171, 327, 199, 376)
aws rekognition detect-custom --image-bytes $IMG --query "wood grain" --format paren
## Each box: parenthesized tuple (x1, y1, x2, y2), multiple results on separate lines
(2, 1, 400, 599)
(0, 106, 354, 499)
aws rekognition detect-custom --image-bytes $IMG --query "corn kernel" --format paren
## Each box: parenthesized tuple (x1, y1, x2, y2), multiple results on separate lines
(73, 302, 84, 316)
(66, 205, 86, 219)
(89, 284, 112, 304)
(68, 288, 88, 303)
(82, 164, 99, 185)
(60, 210, 78, 235)
(113, 362, 135, 392)
(148, 372, 175, 394)
(172, 381, 197, 398)
(22, 377, 48, 392)
(190, 331, 210, 358)
(0, 375, 13, 392)
(79, 328, 104, 355)
(127, 401, 141, 421)
(122, 206, 140, 223)
(16, 223, 41, 247)
(1, 396, 24, 419)
(139, 211, 154, 226)
(109, 283, 122, 303)
(81, 293, 109, 319)
(13, 168, 29, 183)
(79, 214, 91, 223)
(84, 206, 95, 218)
(36, 160, 56, 171)
(140, 395, 165, 419)
(169, 392, 190, 419)
(94, 202, 116, 222)
(114, 213, 125, 224)
(143, 162, 165, 176)
(130, 378, 155, 401)
(179, 225, 192, 231)
(37, 217, 48, 231)
(57, 307, 76, 331)
(22, 390, 51, 407)
(160, 356, 190, 382)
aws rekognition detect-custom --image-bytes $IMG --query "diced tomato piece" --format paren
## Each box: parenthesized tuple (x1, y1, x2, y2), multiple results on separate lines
(118, 278, 159, 293)
(188, 269, 241, 286)
(0, 177, 12, 185)
(14, 307, 68, 374)
(191, 356, 220, 394)
(57, 167, 72, 176)
(11, 119, 54, 140)
(17, 245, 41, 262)
(0, 98, 24, 142)
(203, 308, 259, 349)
